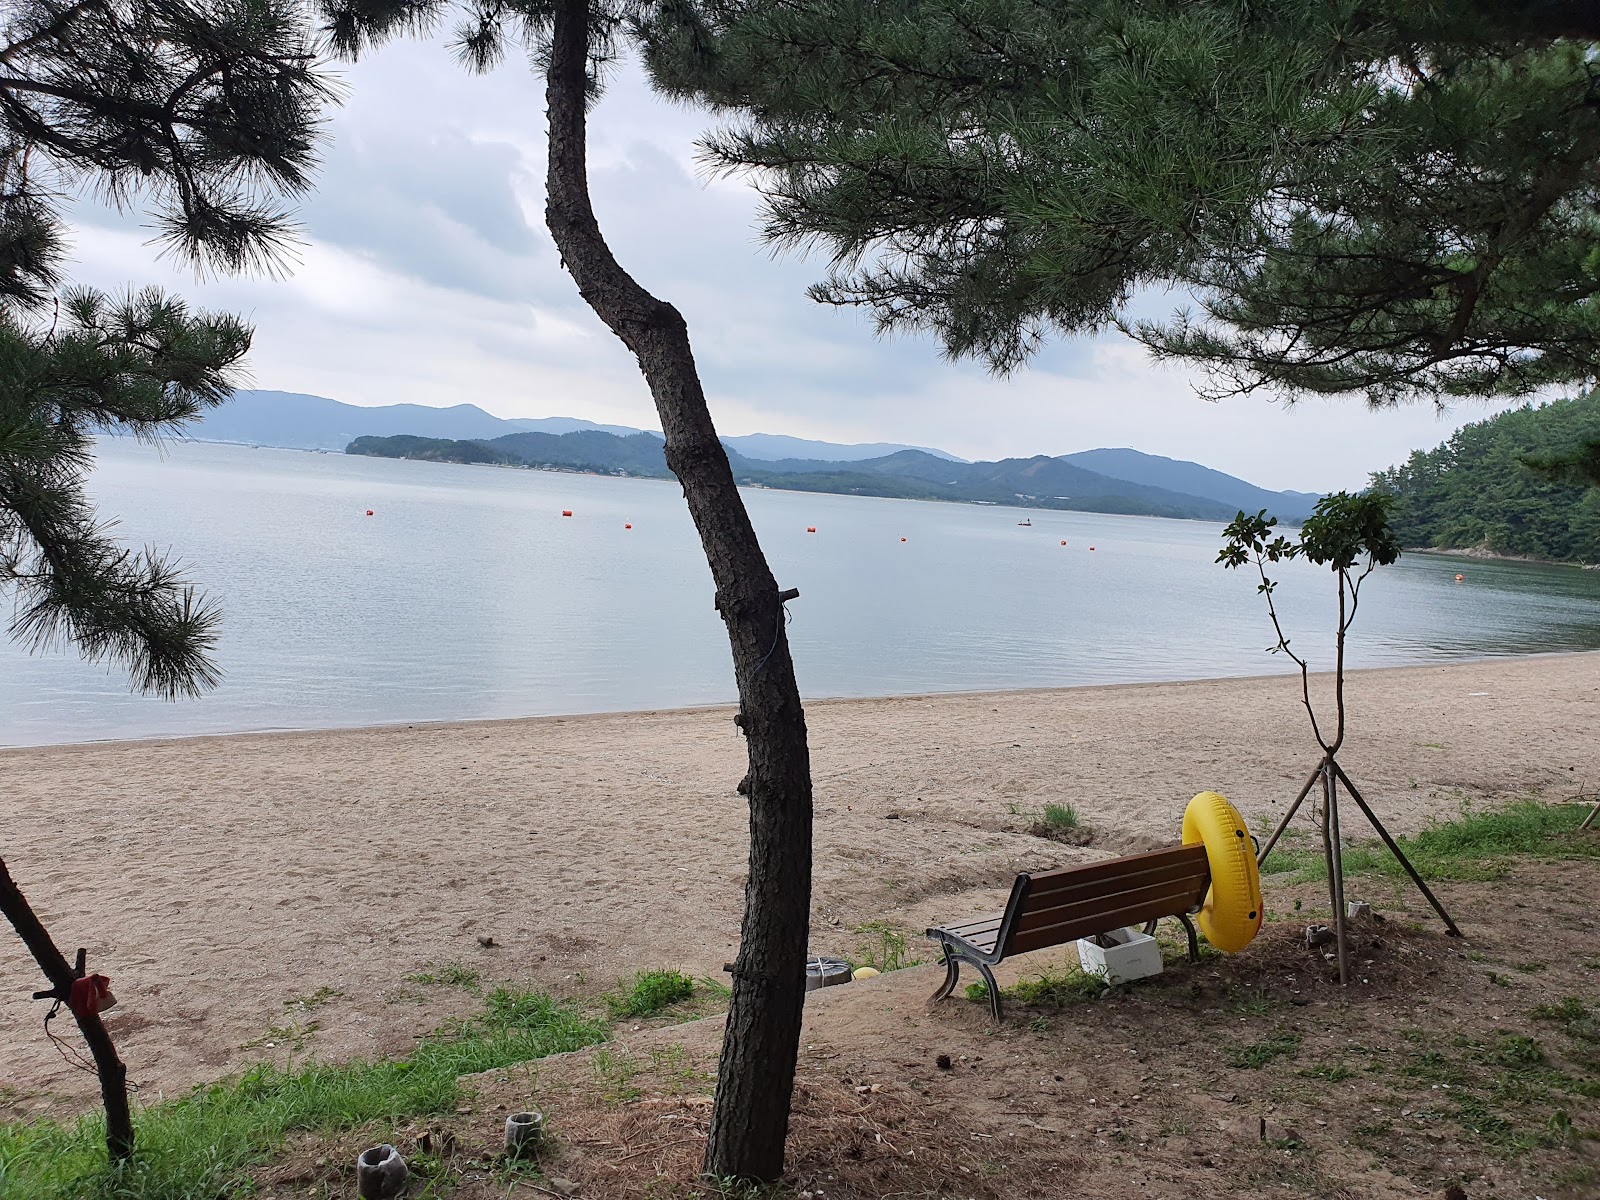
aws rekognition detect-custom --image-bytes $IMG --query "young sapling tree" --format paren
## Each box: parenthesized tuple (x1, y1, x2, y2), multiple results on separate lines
(1220, 491, 1457, 982)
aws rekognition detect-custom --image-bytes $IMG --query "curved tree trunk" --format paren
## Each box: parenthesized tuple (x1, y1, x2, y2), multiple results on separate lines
(544, 0, 813, 1182)
(0, 854, 133, 1161)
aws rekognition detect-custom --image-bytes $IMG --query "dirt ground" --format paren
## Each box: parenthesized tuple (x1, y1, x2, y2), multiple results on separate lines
(1, 652, 1597, 1133)
(258, 857, 1600, 1200)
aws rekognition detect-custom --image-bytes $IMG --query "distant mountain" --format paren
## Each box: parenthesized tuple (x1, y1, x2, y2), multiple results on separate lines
(190, 390, 956, 462)
(207, 389, 1318, 521)
(720, 432, 963, 463)
(349, 432, 1253, 521)
(187, 390, 643, 451)
(1060, 448, 1321, 521)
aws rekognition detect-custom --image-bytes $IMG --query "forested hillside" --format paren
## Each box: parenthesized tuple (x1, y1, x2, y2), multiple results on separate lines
(1372, 395, 1600, 563)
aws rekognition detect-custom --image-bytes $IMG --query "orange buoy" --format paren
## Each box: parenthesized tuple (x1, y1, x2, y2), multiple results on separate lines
(806, 526, 816, 533)
(562, 510, 573, 517)
(1455, 573, 1464, 582)
(625, 523, 633, 529)
(900, 537, 907, 543)
(1060, 539, 1066, 546)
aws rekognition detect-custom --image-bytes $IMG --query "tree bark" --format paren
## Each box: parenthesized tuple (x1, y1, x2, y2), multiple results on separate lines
(543, 1, 813, 1182)
(0, 853, 134, 1161)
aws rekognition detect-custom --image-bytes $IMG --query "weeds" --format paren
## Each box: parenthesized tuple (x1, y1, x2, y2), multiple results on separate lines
(1227, 1033, 1302, 1069)
(1042, 802, 1080, 831)
(405, 962, 481, 989)
(605, 969, 696, 1020)
(852, 921, 919, 973)
(966, 964, 1110, 1009)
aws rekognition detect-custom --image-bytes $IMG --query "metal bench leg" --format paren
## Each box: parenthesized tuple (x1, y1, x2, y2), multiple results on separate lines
(930, 943, 961, 1004)
(1178, 913, 1200, 963)
(974, 959, 1002, 1022)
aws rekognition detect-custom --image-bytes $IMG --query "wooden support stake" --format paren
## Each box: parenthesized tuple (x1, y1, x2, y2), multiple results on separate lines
(1331, 761, 1462, 937)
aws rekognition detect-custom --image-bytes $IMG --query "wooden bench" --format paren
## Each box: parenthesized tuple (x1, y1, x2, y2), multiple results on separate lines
(926, 844, 1211, 1020)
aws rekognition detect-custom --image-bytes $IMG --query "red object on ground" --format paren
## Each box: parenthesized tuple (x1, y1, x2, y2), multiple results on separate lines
(68, 974, 116, 1019)
(562, 510, 573, 517)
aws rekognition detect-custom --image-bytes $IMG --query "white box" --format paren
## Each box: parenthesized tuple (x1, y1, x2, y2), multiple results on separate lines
(1075, 927, 1164, 985)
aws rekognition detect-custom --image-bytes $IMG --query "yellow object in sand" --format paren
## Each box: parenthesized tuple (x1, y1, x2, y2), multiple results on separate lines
(1182, 791, 1264, 953)
(851, 967, 880, 980)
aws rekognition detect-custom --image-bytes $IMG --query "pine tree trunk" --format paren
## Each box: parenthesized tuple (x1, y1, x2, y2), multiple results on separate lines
(543, 1, 813, 1182)
(0, 854, 134, 1161)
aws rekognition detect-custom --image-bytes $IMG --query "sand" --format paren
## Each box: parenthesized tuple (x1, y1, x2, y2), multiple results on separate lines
(1, 652, 1596, 1114)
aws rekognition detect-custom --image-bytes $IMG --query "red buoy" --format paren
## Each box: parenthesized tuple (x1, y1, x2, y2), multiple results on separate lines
(1455, 573, 1464, 582)
(625, 523, 633, 529)
(1089, 546, 1096, 551)
(900, 537, 907, 543)
(806, 526, 816, 533)
(365, 510, 374, 516)
(1060, 539, 1066, 546)
(562, 510, 573, 517)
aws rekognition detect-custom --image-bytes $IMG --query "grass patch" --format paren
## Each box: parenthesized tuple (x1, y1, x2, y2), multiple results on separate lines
(1259, 799, 1599, 882)
(1227, 1033, 1302, 1070)
(1041, 802, 1080, 831)
(0, 987, 606, 1200)
(965, 964, 1110, 1009)
(1299, 1063, 1355, 1082)
(604, 969, 696, 1020)
(851, 921, 920, 973)
(405, 961, 481, 989)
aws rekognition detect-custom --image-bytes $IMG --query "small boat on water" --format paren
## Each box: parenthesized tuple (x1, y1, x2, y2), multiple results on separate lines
(1017, 518, 1032, 526)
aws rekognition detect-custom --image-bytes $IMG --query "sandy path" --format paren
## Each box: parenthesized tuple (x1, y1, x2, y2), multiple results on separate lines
(2, 653, 1595, 1113)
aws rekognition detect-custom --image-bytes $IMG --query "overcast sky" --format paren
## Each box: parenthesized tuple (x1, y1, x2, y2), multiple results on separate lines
(65, 36, 1527, 493)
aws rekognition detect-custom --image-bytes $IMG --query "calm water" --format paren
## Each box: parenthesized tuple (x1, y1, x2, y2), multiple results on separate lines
(3, 438, 1598, 747)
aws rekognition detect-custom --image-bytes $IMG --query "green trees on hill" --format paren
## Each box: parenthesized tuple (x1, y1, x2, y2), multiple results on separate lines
(1371, 395, 1600, 563)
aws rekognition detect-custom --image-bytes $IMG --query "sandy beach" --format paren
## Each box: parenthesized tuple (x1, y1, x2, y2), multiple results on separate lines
(2, 652, 1596, 1114)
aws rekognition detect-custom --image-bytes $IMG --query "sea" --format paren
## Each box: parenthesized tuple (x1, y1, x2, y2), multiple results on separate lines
(3, 437, 1598, 748)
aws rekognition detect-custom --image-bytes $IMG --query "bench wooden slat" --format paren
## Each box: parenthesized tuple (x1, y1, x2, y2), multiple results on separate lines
(1024, 844, 1208, 898)
(1007, 894, 1207, 956)
(943, 916, 1002, 938)
(1009, 878, 1207, 940)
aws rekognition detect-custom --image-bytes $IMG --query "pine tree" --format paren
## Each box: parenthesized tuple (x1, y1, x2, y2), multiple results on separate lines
(317, 1, 814, 1182)
(640, 1, 1600, 406)
(0, 0, 331, 1162)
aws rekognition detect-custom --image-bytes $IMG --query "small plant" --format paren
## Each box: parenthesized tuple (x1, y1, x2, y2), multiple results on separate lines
(852, 921, 919, 973)
(605, 969, 696, 1020)
(1042, 802, 1079, 831)
(1028, 801, 1092, 845)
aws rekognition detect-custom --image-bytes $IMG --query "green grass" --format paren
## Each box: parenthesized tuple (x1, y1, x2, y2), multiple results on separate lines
(1226, 1033, 1302, 1069)
(604, 969, 696, 1020)
(1259, 799, 1599, 882)
(405, 961, 481, 989)
(1041, 802, 1080, 831)
(851, 921, 920, 973)
(965, 963, 1110, 1009)
(0, 987, 607, 1200)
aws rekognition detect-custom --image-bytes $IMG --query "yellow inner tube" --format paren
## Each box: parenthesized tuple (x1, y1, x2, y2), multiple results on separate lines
(1182, 791, 1264, 953)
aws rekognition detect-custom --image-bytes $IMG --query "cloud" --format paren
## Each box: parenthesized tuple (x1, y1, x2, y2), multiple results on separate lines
(51, 34, 1521, 494)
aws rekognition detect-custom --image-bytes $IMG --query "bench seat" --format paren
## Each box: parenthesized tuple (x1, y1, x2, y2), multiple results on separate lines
(928, 843, 1210, 1019)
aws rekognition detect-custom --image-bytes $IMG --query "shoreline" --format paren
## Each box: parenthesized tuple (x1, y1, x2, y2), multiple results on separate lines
(5, 647, 1595, 755)
(3, 651, 1596, 1114)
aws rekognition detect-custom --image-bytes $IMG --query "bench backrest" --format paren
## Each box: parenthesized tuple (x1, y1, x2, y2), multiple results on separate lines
(997, 843, 1210, 958)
